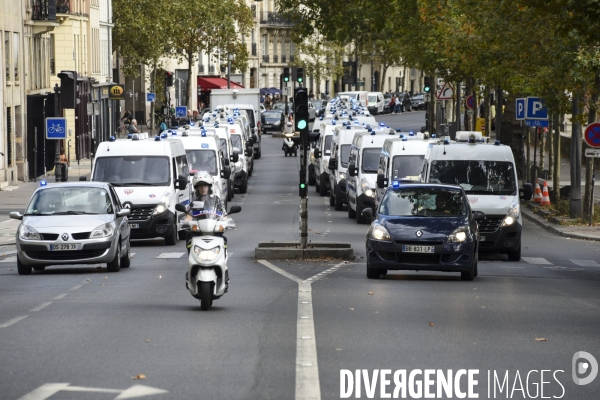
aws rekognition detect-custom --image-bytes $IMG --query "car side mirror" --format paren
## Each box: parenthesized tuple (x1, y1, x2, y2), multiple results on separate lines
(328, 158, 337, 170)
(245, 147, 254, 157)
(361, 208, 373, 221)
(117, 209, 131, 217)
(377, 173, 388, 189)
(252, 134, 258, 143)
(228, 205, 242, 214)
(348, 162, 356, 177)
(221, 166, 231, 180)
(176, 175, 188, 190)
(9, 211, 23, 220)
(309, 131, 320, 142)
(314, 148, 321, 158)
(246, 141, 253, 148)
(473, 211, 486, 221)
(231, 151, 240, 163)
(520, 183, 533, 201)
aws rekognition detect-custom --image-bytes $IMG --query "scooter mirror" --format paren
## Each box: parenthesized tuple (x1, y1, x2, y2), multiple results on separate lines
(229, 206, 242, 214)
(175, 204, 187, 213)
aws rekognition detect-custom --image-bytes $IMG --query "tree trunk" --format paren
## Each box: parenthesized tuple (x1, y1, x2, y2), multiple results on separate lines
(571, 93, 582, 219)
(187, 52, 194, 110)
(483, 86, 491, 136)
(380, 63, 389, 94)
(584, 69, 599, 220)
(548, 113, 554, 180)
(496, 86, 503, 141)
(552, 113, 561, 204)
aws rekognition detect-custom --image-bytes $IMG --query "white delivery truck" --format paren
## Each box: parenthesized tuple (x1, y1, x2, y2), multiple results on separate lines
(210, 89, 262, 159)
(337, 91, 368, 107)
(91, 134, 191, 245)
(420, 131, 532, 261)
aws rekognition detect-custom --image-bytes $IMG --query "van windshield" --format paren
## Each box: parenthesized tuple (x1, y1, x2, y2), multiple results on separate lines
(429, 160, 516, 195)
(368, 96, 377, 103)
(186, 150, 218, 176)
(340, 145, 351, 167)
(362, 148, 381, 173)
(392, 155, 425, 180)
(93, 156, 170, 186)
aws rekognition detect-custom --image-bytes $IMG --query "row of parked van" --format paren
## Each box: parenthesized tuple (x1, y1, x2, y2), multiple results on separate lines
(90, 103, 261, 246)
(309, 97, 532, 261)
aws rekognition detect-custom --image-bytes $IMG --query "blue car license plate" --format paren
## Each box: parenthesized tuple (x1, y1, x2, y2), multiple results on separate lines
(402, 245, 434, 253)
(49, 243, 82, 251)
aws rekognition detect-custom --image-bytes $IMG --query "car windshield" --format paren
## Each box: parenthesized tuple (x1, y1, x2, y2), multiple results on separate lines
(379, 188, 466, 217)
(26, 187, 113, 215)
(392, 155, 425, 181)
(263, 111, 281, 119)
(231, 134, 242, 150)
(324, 135, 333, 155)
(93, 156, 170, 186)
(429, 160, 516, 195)
(412, 95, 423, 101)
(186, 150, 218, 176)
(362, 148, 381, 173)
(340, 145, 351, 167)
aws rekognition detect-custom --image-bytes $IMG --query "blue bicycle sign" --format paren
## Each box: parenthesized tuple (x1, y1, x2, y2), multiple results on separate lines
(46, 117, 67, 139)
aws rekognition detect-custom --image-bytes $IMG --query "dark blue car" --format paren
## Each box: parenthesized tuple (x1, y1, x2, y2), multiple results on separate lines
(364, 183, 484, 280)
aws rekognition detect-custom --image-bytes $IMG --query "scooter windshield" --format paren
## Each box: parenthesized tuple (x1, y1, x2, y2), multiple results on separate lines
(190, 201, 223, 220)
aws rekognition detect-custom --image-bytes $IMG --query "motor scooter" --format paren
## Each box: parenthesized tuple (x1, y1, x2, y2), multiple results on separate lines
(282, 131, 298, 157)
(175, 202, 241, 310)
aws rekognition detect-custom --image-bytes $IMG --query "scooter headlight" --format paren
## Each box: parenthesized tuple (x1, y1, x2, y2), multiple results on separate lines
(193, 245, 221, 261)
(502, 201, 520, 227)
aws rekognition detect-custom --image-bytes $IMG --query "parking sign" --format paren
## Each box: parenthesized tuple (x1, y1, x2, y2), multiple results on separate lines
(175, 106, 187, 119)
(515, 98, 525, 120)
(45, 117, 67, 140)
(526, 97, 548, 120)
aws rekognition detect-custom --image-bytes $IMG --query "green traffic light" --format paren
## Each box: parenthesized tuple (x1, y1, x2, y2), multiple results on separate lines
(300, 183, 306, 189)
(424, 87, 430, 92)
(297, 120, 307, 130)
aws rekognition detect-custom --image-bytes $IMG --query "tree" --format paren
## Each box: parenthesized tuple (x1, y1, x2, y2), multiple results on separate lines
(293, 34, 344, 96)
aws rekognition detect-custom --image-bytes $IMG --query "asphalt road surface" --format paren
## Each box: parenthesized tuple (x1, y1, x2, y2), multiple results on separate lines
(1, 111, 599, 400)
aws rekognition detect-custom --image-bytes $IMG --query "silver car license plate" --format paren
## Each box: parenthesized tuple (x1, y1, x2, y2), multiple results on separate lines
(49, 243, 82, 251)
(129, 223, 139, 229)
(402, 245, 435, 253)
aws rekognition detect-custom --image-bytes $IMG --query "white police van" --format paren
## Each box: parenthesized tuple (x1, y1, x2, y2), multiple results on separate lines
(201, 126, 238, 201)
(375, 133, 433, 208)
(92, 133, 191, 245)
(420, 131, 532, 261)
(313, 119, 349, 196)
(346, 129, 398, 223)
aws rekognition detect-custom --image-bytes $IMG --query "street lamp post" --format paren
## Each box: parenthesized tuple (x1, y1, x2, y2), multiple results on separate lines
(227, 54, 234, 89)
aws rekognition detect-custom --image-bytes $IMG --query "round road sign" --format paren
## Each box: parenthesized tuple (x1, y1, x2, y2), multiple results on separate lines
(584, 123, 600, 148)
(465, 95, 475, 110)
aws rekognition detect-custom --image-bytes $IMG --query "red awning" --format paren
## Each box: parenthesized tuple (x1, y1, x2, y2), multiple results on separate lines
(197, 76, 244, 90)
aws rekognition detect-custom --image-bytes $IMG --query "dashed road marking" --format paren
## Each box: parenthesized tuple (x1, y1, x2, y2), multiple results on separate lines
(0, 256, 17, 263)
(68, 285, 82, 291)
(155, 252, 185, 259)
(52, 293, 69, 300)
(0, 315, 28, 328)
(29, 302, 52, 312)
(522, 257, 553, 265)
(570, 259, 600, 267)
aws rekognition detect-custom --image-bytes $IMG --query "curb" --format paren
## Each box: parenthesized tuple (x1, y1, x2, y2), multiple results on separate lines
(255, 241, 355, 260)
(521, 207, 600, 242)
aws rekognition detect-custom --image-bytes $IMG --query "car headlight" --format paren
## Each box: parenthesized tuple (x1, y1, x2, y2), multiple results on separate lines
(361, 179, 375, 198)
(338, 171, 346, 181)
(90, 223, 114, 239)
(502, 201, 520, 227)
(153, 190, 171, 215)
(368, 224, 392, 242)
(448, 226, 470, 243)
(19, 225, 41, 240)
(193, 245, 221, 261)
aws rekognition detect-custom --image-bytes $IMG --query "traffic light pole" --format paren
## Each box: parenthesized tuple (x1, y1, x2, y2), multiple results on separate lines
(299, 127, 308, 248)
(53, 83, 62, 182)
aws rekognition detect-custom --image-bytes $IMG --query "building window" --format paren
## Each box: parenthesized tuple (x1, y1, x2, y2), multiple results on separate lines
(273, 35, 277, 55)
(4, 32, 10, 82)
(6, 107, 12, 167)
(262, 34, 267, 56)
(281, 36, 285, 58)
(13, 33, 19, 81)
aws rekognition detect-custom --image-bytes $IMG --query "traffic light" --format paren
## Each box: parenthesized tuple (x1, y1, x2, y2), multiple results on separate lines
(166, 71, 174, 87)
(297, 67, 304, 84)
(423, 76, 431, 93)
(283, 67, 290, 83)
(299, 169, 307, 198)
(57, 70, 78, 109)
(294, 87, 309, 132)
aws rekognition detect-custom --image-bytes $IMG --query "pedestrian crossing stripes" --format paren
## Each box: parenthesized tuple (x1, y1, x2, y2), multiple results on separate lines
(521, 257, 553, 265)
(570, 259, 600, 267)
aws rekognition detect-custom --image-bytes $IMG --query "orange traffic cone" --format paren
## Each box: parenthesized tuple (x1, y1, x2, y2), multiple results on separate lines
(541, 181, 551, 206)
(533, 182, 542, 203)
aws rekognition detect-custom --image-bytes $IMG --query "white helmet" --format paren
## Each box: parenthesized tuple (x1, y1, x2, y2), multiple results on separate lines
(192, 171, 213, 188)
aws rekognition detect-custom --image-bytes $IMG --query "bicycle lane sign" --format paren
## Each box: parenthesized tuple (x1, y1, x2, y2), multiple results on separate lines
(46, 117, 67, 140)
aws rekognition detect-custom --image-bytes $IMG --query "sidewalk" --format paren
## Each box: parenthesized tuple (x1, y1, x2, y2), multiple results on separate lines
(0, 159, 93, 246)
(521, 201, 600, 242)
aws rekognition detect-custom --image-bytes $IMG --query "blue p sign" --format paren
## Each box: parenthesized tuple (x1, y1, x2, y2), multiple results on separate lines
(526, 97, 548, 120)
(175, 106, 187, 119)
(515, 98, 525, 120)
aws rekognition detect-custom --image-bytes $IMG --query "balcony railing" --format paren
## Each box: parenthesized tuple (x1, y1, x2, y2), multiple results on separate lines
(57, 0, 69, 13)
(50, 58, 55, 75)
(251, 43, 257, 56)
(199, 64, 204, 73)
(262, 55, 269, 63)
(273, 55, 278, 63)
(209, 65, 215, 73)
(289, 55, 295, 62)
(32, 0, 56, 21)
(259, 11, 293, 26)
(281, 55, 286, 63)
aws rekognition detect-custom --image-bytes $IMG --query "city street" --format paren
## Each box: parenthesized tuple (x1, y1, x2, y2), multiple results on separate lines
(1, 111, 600, 399)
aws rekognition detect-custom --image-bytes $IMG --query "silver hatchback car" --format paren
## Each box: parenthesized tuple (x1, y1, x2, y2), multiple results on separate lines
(10, 182, 131, 275)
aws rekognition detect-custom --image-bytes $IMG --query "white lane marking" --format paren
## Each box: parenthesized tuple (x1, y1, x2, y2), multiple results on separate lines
(29, 302, 52, 312)
(52, 293, 69, 300)
(543, 266, 583, 272)
(0, 256, 17, 263)
(68, 285, 82, 291)
(522, 257, 553, 265)
(570, 259, 600, 267)
(302, 263, 345, 283)
(0, 249, 18, 255)
(130, 252, 136, 257)
(155, 252, 185, 259)
(0, 315, 28, 328)
(258, 260, 303, 284)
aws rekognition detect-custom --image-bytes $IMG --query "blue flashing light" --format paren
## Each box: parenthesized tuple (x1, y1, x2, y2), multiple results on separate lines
(132, 134, 140, 141)
(108, 136, 116, 142)
(39, 180, 47, 187)
(431, 134, 437, 138)
(332, 120, 336, 125)
(212, 113, 216, 117)
(392, 180, 400, 189)
(402, 137, 408, 141)
(342, 121, 347, 126)
(154, 135, 161, 141)
(201, 131, 207, 137)
(354, 121, 360, 125)
(371, 130, 376, 135)
(396, 128, 402, 132)
(444, 139, 450, 144)
(494, 140, 501, 145)
(127, 134, 133, 139)
(409, 131, 414, 136)
(346, 125, 351, 129)
(214, 123, 219, 128)
(171, 131, 177, 135)
(160, 133, 168, 139)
